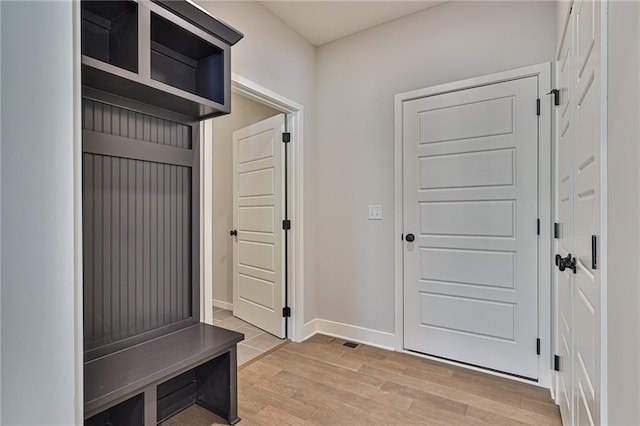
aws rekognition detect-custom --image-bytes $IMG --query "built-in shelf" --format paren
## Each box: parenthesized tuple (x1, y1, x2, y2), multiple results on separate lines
(85, 393, 144, 426)
(81, 0, 242, 121)
(81, 1, 138, 73)
(151, 12, 225, 105)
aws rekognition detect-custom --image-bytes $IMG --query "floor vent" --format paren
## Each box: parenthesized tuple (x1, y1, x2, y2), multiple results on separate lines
(343, 341, 358, 349)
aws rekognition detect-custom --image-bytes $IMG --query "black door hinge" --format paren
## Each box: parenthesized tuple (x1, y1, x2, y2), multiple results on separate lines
(547, 89, 561, 106)
(282, 307, 291, 317)
(536, 98, 541, 116)
(536, 338, 541, 355)
(554, 223, 561, 239)
(282, 219, 291, 230)
(554, 355, 561, 371)
(592, 235, 598, 270)
(537, 219, 541, 235)
(282, 132, 291, 143)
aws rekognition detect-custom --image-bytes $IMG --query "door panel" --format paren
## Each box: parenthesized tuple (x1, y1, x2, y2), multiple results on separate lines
(232, 114, 285, 338)
(403, 76, 539, 379)
(555, 1, 602, 424)
(556, 10, 575, 424)
(573, 0, 601, 422)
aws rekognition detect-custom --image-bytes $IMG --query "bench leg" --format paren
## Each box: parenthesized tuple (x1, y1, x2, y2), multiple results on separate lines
(228, 347, 240, 425)
(144, 385, 158, 426)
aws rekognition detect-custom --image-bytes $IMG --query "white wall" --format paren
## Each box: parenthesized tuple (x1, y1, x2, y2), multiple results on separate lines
(212, 93, 279, 307)
(314, 1, 556, 333)
(1, 1, 77, 424)
(195, 1, 319, 321)
(607, 1, 640, 423)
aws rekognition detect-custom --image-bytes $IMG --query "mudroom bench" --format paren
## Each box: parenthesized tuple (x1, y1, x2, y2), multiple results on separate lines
(84, 324, 243, 425)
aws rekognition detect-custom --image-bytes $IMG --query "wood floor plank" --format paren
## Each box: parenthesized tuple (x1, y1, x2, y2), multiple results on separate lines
(167, 334, 561, 425)
(358, 364, 559, 425)
(238, 381, 316, 420)
(268, 351, 416, 411)
(252, 405, 314, 426)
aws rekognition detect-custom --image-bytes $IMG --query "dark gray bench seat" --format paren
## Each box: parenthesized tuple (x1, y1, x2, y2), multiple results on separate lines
(84, 323, 244, 425)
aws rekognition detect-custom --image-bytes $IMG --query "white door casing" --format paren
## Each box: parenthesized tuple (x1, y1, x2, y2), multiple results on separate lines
(232, 114, 286, 338)
(556, 9, 575, 423)
(402, 76, 541, 379)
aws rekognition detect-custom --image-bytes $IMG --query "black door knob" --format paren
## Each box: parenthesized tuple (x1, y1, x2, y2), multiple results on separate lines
(230, 229, 238, 236)
(556, 253, 577, 274)
(405, 233, 415, 242)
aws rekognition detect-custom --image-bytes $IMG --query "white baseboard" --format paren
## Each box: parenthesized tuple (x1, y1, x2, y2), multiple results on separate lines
(213, 299, 233, 311)
(302, 318, 396, 351)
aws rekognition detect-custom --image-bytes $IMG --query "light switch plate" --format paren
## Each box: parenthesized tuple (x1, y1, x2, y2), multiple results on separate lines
(368, 204, 383, 220)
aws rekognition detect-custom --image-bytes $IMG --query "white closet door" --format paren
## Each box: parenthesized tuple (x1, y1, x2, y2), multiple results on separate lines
(573, 0, 602, 424)
(556, 7, 575, 424)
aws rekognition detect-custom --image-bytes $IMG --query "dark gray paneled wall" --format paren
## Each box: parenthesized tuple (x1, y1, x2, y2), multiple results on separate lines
(83, 99, 192, 149)
(82, 100, 193, 351)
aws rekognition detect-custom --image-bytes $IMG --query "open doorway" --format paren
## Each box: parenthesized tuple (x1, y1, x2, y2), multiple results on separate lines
(212, 93, 284, 365)
(211, 91, 289, 366)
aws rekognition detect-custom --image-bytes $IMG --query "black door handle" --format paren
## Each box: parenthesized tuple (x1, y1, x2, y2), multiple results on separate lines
(556, 253, 576, 274)
(230, 229, 238, 237)
(405, 233, 415, 242)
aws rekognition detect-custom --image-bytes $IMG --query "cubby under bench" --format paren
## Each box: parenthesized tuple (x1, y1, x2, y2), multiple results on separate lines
(84, 324, 244, 426)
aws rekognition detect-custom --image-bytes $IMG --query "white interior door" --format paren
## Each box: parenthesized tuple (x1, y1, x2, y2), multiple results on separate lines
(232, 114, 285, 338)
(556, 11, 575, 424)
(572, 0, 601, 423)
(554, 2, 603, 425)
(403, 75, 540, 379)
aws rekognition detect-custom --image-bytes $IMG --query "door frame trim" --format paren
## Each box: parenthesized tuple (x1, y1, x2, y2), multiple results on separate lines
(393, 62, 553, 387)
(200, 74, 306, 342)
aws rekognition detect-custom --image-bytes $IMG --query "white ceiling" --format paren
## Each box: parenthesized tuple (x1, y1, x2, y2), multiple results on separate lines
(260, 1, 446, 46)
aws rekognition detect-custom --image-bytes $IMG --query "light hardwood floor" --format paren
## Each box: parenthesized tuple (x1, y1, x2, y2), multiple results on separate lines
(165, 334, 561, 425)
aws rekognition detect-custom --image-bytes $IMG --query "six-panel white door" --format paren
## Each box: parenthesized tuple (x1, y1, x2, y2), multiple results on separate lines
(232, 114, 286, 338)
(403, 76, 540, 379)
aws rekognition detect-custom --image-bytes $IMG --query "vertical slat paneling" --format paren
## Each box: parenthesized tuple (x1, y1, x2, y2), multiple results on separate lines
(111, 158, 121, 341)
(103, 156, 112, 343)
(127, 159, 136, 335)
(135, 113, 143, 141)
(184, 126, 190, 150)
(111, 104, 120, 136)
(171, 122, 178, 148)
(85, 101, 94, 131)
(170, 165, 177, 322)
(182, 168, 190, 316)
(150, 163, 158, 329)
(143, 115, 151, 142)
(157, 164, 165, 326)
(83, 153, 94, 346)
(177, 167, 183, 319)
(143, 162, 151, 330)
(93, 101, 103, 133)
(135, 160, 143, 333)
(165, 120, 172, 146)
(120, 108, 128, 137)
(150, 117, 158, 143)
(164, 164, 171, 323)
(82, 100, 194, 351)
(103, 104, 111, 137)
(93, 155, 103, 344)
(119, 158, 129, 338)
